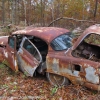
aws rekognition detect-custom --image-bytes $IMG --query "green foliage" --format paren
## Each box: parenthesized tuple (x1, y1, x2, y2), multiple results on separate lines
(13, 85, 17, 90)
(50, 85, 58, 95)
(22, 71, 29, 79)
(0, 63, 5, 69)
(2, 84, 9, 89)
(24, 71, 29, 76)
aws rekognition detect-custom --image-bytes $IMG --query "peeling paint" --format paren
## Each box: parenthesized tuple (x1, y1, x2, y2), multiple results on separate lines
(18, 48, 23, 54)
(61, 68, 72, 75)
(85, 66, 99, 84)
(73, 71, 79, 77)
(52, 58, 59, 73)
(17, 55, 38, 77)
(4, 51, 8, 58)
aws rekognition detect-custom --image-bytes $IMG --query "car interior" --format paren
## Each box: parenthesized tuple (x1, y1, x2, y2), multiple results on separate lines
(72, 33, 100, 62)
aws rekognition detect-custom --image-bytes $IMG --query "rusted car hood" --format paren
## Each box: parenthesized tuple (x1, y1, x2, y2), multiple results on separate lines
(0, 36, 8, 45)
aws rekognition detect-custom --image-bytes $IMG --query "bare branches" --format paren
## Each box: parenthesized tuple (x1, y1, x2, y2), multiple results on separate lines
(48, 17, 96, 27)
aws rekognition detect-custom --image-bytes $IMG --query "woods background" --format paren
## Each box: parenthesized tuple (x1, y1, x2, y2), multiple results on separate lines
(0, 0, 100, 29)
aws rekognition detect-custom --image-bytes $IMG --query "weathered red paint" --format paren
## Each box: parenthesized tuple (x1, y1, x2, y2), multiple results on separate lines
(13, 27, 69, 43)
(0, 36, 8, 45)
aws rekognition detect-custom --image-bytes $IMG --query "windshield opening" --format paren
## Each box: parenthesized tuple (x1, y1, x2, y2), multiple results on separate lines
(51, 32, 73, 51)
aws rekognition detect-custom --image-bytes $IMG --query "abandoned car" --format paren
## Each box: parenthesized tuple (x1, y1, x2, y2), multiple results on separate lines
(0, 25, 100, 91)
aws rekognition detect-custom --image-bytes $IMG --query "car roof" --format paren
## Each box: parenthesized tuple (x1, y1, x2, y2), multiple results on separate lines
(83, 24, 100, 35)
(72, 24, 100, 49)
(12, 27, 69, 43)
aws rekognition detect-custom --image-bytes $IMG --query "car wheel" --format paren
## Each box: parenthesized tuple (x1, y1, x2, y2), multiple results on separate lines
(46, 72, 69, 86)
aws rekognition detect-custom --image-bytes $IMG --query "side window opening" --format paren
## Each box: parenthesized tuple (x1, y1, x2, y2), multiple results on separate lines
(8, 36, 15, 49)
(24, 36, 48, 74)
(16, 35, 23, 51)
(28, 36, 48, 62)
(72, 33, 100, 62)
(23, 39, 41, 61)
(20, 35, 48, 74)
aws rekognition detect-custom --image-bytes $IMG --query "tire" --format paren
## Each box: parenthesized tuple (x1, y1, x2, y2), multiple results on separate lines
(46, 72, 70, 86)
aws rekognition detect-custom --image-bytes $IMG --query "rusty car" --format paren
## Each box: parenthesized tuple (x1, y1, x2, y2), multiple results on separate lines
(0, 25, 100, 91)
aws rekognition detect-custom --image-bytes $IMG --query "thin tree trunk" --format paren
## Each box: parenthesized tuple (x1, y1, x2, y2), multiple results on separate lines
(82, 0, 84, 20)
(8, 0, 10, 22)
(17, 0, 19, 25)
(43, 0, 45, 26)
(29, 0, 31, 25)
(11, 0, 15, 24)
(52, 2, 54, 26)
(15, 0, 17, 25)
(94, 0, 98, 20)
(23, 0, 26, 27)
(2, 0, 5, 25)
(41, 0, 42, 26)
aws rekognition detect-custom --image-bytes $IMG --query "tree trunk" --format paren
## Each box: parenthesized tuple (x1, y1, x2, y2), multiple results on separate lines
(41, 0, 42, 26)
(94, 0, 98, 20)
(15, 0, 17, 25)
(17, 0, 20, 25)
(11, 0, 15, 24)
(2, 0, 5, 25)
(8, 0, 10, 22)
(23, 0, 26, 27)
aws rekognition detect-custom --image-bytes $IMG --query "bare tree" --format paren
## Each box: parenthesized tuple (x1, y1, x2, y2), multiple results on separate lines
(2, 0, 5, 25)
(94, 0, 98, 20)
(23, 0, 26, 27)
(11, 0, 15, 24)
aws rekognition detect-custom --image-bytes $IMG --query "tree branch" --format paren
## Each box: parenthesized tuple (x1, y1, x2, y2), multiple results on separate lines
(48, 17, 96, 27)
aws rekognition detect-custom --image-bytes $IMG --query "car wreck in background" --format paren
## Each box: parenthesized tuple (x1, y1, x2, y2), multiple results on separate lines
(0, 25, 100, 91)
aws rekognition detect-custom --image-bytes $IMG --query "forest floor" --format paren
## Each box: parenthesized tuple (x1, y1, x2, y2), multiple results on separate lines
(0, 64, 100, 100)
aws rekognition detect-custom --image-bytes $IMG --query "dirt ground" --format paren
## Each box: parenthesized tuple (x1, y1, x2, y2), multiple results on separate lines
(0, 64, 100, 100)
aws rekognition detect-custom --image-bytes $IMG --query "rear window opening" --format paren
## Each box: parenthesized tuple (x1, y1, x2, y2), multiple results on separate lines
(72, 33, 100, 62)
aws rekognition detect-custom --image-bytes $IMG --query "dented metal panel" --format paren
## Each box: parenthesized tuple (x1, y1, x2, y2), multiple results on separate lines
(17, 54, 38, 77)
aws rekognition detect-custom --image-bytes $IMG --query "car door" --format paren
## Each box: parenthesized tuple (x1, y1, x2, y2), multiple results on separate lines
(4, 36, 18, 71)
(17, 37, 42, 77)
